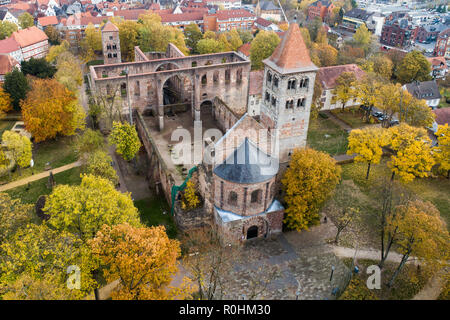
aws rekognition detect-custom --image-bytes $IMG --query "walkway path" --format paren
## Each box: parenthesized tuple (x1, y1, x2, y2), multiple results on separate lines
(0, 161, 82, 192)
(331, 246, 417, 265)
(412, 270, 446, 300)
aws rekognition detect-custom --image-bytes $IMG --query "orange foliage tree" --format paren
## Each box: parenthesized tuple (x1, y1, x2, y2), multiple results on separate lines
(90, 223, 192, 300)
(21, 79, 85, 142)
(0, 87, 12, 119)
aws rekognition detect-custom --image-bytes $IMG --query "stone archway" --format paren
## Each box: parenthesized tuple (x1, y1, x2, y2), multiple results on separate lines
(155, 62, 181, 72)
(246, 225, 258, 239)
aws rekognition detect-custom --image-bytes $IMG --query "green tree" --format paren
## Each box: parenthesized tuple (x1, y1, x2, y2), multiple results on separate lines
(3, 68, 29, 110)
(0, 21, 18, 40)
(21, 57, 56, 79)
(250, 31, 280, 70)
(18, 12, 34, 29)
(44, 25, 61, 45)
(371, 54, 393, 79)
(109, 121, 142, 161)
(184, 23, 203, 53)
(237, 29, 253, 43)
(80, 23, 102, 62)
(54, 51, 83, 92)
(353, 24, 371, 50)
(75, 129, 105, 159)
(46, 40, 70, 64)
(196, 38, 224, 54)
(282, 148, 341, 231)
(395, 51, 432, 84)
(226, 29, 243, 51)
(0, 193, 34, 245)
(114, 19, 139, 62)
(44, 174, 141, 243)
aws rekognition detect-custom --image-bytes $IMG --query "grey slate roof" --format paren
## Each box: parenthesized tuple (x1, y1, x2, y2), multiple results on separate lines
(0, 10, 7, 21)
(213, 138, 278, 184)
(404, 80, 441, 101)
(344, 8, 373, 21)
(259, 0, 280, 11)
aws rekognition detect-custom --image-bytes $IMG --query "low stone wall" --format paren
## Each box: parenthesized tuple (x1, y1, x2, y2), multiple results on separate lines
(173, 201, 213, 231)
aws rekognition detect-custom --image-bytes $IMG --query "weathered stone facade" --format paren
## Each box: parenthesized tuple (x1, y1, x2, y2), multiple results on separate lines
(101, 21, 121, 65)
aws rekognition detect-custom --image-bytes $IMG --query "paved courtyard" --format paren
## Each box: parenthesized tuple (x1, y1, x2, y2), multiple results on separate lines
(222, 220, 351, 300)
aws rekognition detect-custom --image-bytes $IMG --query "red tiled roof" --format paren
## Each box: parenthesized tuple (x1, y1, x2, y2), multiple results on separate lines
(159, 12, 204, 23)
(427, 56, 446, 67)
(11, 26, 48, 48)
(317, 64, 366, 90)
(38, 15, 58, 27)
(101, 20, 119, 32)
(238, 42, 251, 57)
(266, 23, 314, 71)
(114, 9, 150, 20)
(433, 108, 450, 126)
(0, 55, 19, 75)
(0, 37, 21, 54)
(255, 17, 272, 27)
(249, 70, 263, 95)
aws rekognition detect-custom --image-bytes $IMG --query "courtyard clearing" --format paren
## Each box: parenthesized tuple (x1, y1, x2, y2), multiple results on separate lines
(306, 115, 349, 156)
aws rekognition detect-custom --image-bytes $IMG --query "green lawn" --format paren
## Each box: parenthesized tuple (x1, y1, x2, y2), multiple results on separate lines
(5, 166, 83, 204)
(134, 197, 177, 238)
(339, 258, 429, 300)
(331, 107, 369, 128)
(0, 120, 14, 137)
(0, 136, 78, 184)
(341, 158, 450, 229)
(307, 117, 349, 155)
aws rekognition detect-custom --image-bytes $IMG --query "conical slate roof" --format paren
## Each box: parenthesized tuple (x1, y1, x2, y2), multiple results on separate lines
(264, 23, 317, 73)
(213, 138, 278, 184)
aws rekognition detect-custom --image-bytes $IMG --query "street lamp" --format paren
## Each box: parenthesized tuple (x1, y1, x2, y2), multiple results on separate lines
(122, 67, 132, 125)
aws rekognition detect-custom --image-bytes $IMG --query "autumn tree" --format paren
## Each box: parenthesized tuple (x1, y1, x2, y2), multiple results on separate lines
(433, 124, 450, 178)
(197, 38, 224, 54)
(250, 31, 280, 70)
(84, 150, 119, 186)
(313, 43, 338, 67)
(91, 83, 123, 130)
(226, 29, 243, 51)
(347, 127, 388, 180)
(0, 223, 95, 298)
(21, 57, 56, 79)
(54, 51, 83, 92)
(75, 128, 105, 159)
(374, 82, 402, 127)
(184, 23, 203, 53)
(44, 174, 141, 243)
(356, 74, 381, 122)
(80, 23, 102, 62)
(44, 25, 61, 45)
(0, 87, 12, 118)
(2, 130, 32, 174)
(90, 223, 191, 300)
(0, 193, 34, 245)
(3, 68, 29, 110)
(21, 78, 85, 142)
(395, 50, 432, 84)
(352, 24, 371, 53)
(0, 21, 18, 40)
(282, 148, 341, 231)
(386, 200, 449, 287)
(332, 71, 358, 111)
(46, 40, 70, 64)
(109, 121, 141, 161)
(181, 179, 200, 210)
(325, 180, 361, 244)
(237, 29, 253, 43)
(399, 97, 435, 128)
(337, 45, 365, 65)
(18, 12, 34, 29)
(387, 123, 434, 182)
(113, 19, 139, 61)
(371, 54, 394, 80)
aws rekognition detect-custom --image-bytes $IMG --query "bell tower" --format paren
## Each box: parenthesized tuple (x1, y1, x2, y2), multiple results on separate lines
(259, 23, 318, 163)
(101, 21, 121, 65)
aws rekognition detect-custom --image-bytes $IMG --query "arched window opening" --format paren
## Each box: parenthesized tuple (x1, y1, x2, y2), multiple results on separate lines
(192, 61, 197, 67)
(287, 78, 296, 90)
(273, 76, 279, 88)
(285, 100, 294, 109)
(201, 74, 207, 86)
(225, 69, 231, 84)
(213, 71, 219, 85)
(134, 80, 140, 96)
(228, 191, 238, 206)
(250, 189, 262, 204)
(236, 68, 242, 84)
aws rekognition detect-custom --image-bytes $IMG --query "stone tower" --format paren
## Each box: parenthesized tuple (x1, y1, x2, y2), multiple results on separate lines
(259, 23, 318, 163)
(101, 21, 121, 65)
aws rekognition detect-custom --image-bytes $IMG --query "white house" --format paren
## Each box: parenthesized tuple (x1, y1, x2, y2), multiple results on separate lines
(403, 80, 442, 110)
(0, 9, 19, 27)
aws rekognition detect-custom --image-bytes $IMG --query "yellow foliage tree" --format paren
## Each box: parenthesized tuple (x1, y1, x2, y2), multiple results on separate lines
(347, 127, 389, 179)
(181, 179, 200, 210)
(387, 123, 434, 182)
(46, 40, 70, 64)
(433, 124, 450, 178)
(282, 148, 341, 231)
(90, 223, 192, 300)
(109, 121, 142, 161)
(0, 87, 12, 119)
(332, 71, 358, 111)
(1, 130, 32, 173)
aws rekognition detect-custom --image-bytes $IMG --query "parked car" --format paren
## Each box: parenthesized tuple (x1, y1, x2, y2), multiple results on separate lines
(372, 111, 383, 118)
(389, 120, 399, 127)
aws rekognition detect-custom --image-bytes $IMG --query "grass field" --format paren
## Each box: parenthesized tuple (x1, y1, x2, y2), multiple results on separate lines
(307, 117, 349, 155)
(134, 197, 178, 239)
(330, 107, 369, 128)
(0, 136, 78, 184)
(341, 158, 450, 230)
(5, 166, 83, 204)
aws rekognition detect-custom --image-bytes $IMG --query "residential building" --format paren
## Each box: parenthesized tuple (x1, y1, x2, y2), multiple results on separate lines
(0, 37, 23, 62)
(341, 8, 374, 33)
(0, 54, 20, 82)
(380, 13, 414, 48)
(0, 9, 19, 27)
(427, 56, 448, 79)
(316, 64, 366, 110)
(307, 0, 334, 22)
(255, 0, 282, 22)
(37, 15, 59, 29)
(434, 28, 450, 59)
(11, 26, 49, 60)
(403, 80, 442, 109)
(253, 17, 280, 32)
